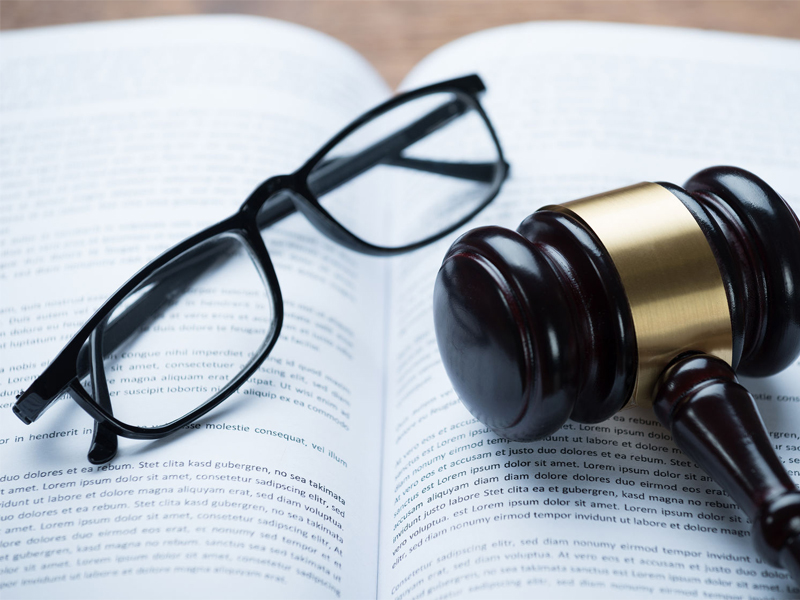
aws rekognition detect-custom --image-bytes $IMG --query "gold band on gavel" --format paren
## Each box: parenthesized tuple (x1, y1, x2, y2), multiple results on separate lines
(552, 182, 732, 407)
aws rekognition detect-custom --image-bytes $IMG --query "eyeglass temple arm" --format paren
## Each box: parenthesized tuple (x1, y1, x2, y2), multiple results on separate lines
(379, 156, 500, 183)
(306, 99, 469, 197)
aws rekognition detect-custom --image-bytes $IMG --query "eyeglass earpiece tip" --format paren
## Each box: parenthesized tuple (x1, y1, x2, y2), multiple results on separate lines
(88, 422, 118, 465)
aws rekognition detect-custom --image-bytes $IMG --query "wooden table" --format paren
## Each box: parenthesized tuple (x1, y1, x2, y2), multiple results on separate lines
(2, 0, 799, 88)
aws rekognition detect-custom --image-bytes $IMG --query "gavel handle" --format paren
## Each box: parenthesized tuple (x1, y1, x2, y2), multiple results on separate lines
(653, 354, 800, 583)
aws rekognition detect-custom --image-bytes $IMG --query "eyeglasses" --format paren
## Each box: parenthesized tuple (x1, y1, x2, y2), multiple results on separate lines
(12, 74, 508, 464)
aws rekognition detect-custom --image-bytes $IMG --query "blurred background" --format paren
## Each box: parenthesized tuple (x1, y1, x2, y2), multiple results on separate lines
(3, 0, 799, 87)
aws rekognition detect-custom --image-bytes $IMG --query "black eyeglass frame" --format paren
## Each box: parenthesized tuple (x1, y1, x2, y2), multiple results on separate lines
(13, 74, 508, 445)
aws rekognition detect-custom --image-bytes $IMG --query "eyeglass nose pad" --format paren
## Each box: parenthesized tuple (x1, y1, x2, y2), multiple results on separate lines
(87, 326, 118, 464)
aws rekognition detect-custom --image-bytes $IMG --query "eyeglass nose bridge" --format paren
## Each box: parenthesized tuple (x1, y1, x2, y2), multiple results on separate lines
(240, 174, 308, 232)
(241, 174, 296, 212)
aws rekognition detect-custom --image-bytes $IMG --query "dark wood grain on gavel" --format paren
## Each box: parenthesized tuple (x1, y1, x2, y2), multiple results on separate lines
(433, 166, 800, 580)
(654, 354, 800, 581)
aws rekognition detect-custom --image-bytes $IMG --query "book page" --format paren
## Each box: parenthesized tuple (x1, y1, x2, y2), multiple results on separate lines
(378, 23, 800, 599)
(0, 16, 392, 599)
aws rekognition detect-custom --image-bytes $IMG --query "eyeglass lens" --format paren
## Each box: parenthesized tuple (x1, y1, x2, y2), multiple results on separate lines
(307, 90, 502, 248)
(77, 233, 276, 428)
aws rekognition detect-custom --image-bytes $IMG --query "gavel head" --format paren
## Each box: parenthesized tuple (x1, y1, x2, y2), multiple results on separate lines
(434, 166, 800, 441)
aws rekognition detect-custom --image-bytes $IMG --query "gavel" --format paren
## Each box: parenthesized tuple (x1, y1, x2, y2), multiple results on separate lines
(433, 166, 800, 581)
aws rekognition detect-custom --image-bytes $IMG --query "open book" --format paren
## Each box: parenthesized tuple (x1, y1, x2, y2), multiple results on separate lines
(1, 15, 799, 600)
